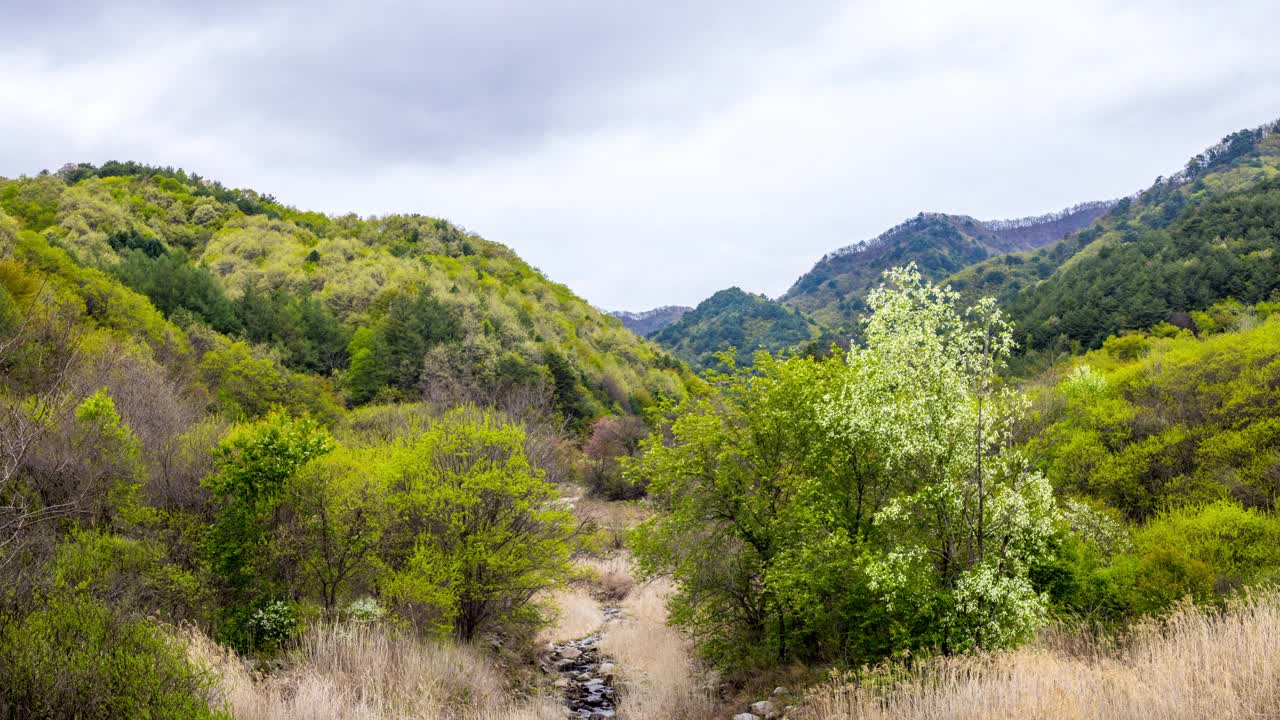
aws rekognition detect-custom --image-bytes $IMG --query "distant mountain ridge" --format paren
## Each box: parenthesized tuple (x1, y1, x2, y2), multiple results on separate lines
(611, 305, 692, 336)
(782, 201, 1115, 330)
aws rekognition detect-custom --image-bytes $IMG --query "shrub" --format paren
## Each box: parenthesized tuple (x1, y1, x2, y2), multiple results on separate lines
(0, 596, 228, 719)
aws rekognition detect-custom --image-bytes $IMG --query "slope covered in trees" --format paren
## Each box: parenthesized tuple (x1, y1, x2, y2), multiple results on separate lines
(783, 202, 1112, 331)
(0, 163, 692, 427)
(649, 287, 818, 369)
(0, 163, 697, 717)
(949, 119, 1280, 357)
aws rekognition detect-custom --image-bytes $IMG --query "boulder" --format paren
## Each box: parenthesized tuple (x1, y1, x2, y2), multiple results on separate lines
(559, 646, 583, 660)
(772, 686, 790, 697)
(750, 700, 779, 718)
(733, 714, 762, 720)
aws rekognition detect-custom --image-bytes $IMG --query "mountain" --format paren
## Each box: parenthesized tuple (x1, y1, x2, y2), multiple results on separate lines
(782, 202, 1114, 331)
(0, 162, 692, 427)
(947, 118, 1280, 355)
(650, 287, 818, 369)
(611, 305, 692, 336)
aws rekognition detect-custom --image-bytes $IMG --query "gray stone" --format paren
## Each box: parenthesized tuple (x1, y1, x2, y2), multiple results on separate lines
(733, 714, 762, 720)
(750, 700, 777, 718)
(559, 646, 583, 660)
(772, 686, 790, 697)
(598, 662, 615, 675)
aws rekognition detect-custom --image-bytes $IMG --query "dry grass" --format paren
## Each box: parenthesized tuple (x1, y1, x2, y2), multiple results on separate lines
(574, 495, 651, 550)
(599, 577, 723, 720)
(796, 594, 1280, 720)
(539, 586, 605, 644)
(184, 622, 561, 720)
(580, 553, 636, 602)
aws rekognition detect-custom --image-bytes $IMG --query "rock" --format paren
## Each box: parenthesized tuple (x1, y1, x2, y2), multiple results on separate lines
(750, 700, 778, 718)
(772, 686, 790, 697)
(598, 662, 615, 675)
(733, 714, 762, 720)
(559, 646, 583, 660)
(553, 678, 570, 689)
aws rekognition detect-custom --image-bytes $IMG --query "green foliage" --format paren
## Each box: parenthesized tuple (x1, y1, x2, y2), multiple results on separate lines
(380, 407, 574, 640)
(784, 204, 1110, 332)
(0, 595, 228, 720)
(277, 446, 389, 612)
(5, 164, 690, 424)
(204, 410, 332, 649)
(1032, 314, 1280, 518)
(631, 266, 1058, 669)
(1053, 501, 1280, 622)
(112, 248, 240, 334)
(947, 128, 1280, 355)
(651, 287, 817, 370)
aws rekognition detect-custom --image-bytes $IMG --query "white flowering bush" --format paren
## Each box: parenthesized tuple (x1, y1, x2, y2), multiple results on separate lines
(827, 265, 1059, 653)
(630, 264, 1060, 668)
(248, 600, 299, 648)
(345, 596, 387, 623)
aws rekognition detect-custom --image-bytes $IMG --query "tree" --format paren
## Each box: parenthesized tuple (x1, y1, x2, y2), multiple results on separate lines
(582, 415, 649, 499)
(380, 407, 573, 640)
(630, 266, 1058, 669)
(824, 265, 1057, 653)
(203, 410, 332, 648)
(278, 447, 387, 613)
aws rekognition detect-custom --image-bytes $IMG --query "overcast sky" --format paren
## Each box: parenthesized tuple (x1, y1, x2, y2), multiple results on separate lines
(3, 1, 1279, 310)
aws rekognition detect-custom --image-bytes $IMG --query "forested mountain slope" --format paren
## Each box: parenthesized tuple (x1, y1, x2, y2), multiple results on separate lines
(783, 202, 1112, 330)
(0, 163, 691, 426)
(649, 287, 818, 369)
(949, 119, 1280, 354)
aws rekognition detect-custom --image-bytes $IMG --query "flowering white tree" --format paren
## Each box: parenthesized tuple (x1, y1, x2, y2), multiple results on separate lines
(821, 265, 1058, 653)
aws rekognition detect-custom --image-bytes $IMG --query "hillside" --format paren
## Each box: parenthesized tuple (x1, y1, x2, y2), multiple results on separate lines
(782, 202, 1113, 331)
(948, 118, 1280, 354)
(610, 305, 691, 336)
(649, 287, 818, 369)
(0, 163, 691, 426)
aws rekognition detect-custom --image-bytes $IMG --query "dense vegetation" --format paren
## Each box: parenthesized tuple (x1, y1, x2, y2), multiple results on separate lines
(650, 286, 818, 369)
(950, 121, 1280, 358)
(628, 265, 1280, 675)
(783, 203, 1110, 331)
(0, 163, 692, 427)
(0, 164, 691, 717)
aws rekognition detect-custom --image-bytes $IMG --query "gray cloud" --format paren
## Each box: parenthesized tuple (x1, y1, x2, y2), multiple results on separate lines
(2, 0, 1278, 309)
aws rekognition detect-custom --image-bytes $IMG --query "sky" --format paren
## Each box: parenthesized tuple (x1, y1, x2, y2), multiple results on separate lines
(3, 1, 1279, 310)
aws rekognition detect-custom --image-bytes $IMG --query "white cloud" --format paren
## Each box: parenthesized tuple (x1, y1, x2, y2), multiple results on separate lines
(2, 0, 1278, 309)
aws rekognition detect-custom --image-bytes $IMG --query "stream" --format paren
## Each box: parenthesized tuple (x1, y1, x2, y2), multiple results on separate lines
(548, 605, 624, 719)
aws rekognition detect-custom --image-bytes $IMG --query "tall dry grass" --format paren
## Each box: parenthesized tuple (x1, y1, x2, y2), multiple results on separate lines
(184, 622, 561, 720)
(797, 594, 1280, 720)
(599, 577, 723, 720)
(539, 586, 604, 644)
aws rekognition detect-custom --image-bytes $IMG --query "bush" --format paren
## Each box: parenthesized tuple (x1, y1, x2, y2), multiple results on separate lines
(0, 596, 228, 719)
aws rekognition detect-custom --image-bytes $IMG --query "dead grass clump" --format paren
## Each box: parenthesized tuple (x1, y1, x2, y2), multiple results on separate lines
(795, 593, 1280, 720)
(581, 553, 636, 602)
(184, 621, 562, 720)
(600, 578, 723, 720)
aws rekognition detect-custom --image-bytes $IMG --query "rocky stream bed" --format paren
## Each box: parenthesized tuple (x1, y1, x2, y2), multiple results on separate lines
(546, 605, 624, 719)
